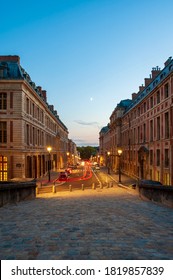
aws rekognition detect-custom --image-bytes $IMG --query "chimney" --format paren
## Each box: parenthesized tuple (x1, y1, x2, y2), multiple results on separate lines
(49, 105, 54, 111)
(144, 78, 152, 87)
(37, 86, 42, 94)
(0, 55, 20, 63)
(132, 93, 138, 100)
(151, 66, 161, 79)
(42, 90, 47, 102)
(139, 85, 145, 92)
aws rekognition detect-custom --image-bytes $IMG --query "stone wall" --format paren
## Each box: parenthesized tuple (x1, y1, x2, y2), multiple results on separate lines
(0, 181, 36, 207)
(138, 184, 173, 208)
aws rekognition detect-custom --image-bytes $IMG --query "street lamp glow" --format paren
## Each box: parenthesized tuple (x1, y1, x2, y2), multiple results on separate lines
(117, 149, 122, 156)
(47, 146, 52, 153)
(107, 151, 110, 156)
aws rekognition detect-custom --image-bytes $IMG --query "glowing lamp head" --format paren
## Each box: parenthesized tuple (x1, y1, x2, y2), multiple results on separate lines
(47, 146, 52, 153)
(117, 149, 122, 156)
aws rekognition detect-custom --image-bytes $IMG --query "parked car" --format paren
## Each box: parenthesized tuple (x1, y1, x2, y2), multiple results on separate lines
(95, 164, 100, 170)
(65, 168, 72, 175)
(58, 172, 68, 181)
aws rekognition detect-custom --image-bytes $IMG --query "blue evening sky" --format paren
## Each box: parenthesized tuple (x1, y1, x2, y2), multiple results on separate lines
(1, 0, 173, 146)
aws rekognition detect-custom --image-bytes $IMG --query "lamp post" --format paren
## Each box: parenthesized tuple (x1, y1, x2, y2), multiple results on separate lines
(47, 146, 52, 182)
(107, 151, 111, 174)
(117, 149, 122, 182)
(66, 152, 70, 166)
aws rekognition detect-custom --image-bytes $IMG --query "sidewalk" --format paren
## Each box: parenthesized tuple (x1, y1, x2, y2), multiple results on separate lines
(101, 167, 137, 189)
(36, 171, 60, 186)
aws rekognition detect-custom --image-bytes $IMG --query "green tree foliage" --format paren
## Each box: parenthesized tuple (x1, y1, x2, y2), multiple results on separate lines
(77, 146, 98, 160)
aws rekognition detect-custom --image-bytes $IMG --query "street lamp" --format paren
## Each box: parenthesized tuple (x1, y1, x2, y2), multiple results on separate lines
(117, 149, 122, 182)
(107, 151, 111, 174)
(66, 152, 70, 166)
(47, 146, 52, 182)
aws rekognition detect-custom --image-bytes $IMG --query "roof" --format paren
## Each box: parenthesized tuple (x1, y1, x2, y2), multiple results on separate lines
(117, 99, 133, 108)
(100, 125, 109, 134)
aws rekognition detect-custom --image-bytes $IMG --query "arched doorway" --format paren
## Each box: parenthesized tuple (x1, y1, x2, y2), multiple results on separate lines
(138, 146, 149, 179)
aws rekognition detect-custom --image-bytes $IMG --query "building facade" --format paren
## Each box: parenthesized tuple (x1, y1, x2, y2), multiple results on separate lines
(67, 139, 80, 166)
(99, 57, 173, 185)
(0, 55, 69, 181)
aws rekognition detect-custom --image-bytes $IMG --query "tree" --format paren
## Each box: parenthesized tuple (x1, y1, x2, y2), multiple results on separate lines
(77, 146, 98, 160)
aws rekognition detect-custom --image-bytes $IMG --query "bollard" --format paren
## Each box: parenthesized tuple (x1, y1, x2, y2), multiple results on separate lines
(92, 183, 95, 190)
(36, 187, 39, 195)
(82, 184, 84, 191)
(69, 185, 72, 192)
(52, 183, 56, 193)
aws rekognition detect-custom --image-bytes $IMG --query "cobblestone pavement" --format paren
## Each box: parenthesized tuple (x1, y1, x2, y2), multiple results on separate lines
(0, 186, 173, 260)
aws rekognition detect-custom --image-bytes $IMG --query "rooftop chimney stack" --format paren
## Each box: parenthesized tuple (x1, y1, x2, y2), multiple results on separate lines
(42, 90, 47, 102)
(0, 55, 20, 63)
(151, 66, 161, 79)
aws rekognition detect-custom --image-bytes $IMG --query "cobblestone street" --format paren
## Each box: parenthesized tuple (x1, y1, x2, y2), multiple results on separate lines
(0, 186, 173, 260)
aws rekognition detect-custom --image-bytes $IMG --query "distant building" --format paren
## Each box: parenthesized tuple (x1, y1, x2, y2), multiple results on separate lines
(99, 57, 173, 185)
(0, 55, 69, 181)
(67, 139, 80, 165)
(99, 125, 110, 166)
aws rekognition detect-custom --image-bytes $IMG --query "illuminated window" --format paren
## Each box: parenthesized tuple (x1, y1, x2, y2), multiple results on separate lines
(0, 156, 7, 181)
(0, 93, 7, 110)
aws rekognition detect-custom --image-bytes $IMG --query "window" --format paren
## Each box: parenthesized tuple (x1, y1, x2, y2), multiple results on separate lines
(32, 103, 35, 118)
(156, 149, 160, 166)
(157, 117, 160, 140)
(144, 102, 146, 113)
(150, 96, 153, 108)
(0, 93, 7, 110)
(165, 112, 169, 138)
(138, 126, 140, 143)
(150, 150, 153, 165)
(26, 124, 29, 145)
(0, 156, 7, 181)
(150, 120, 153, 141)
(156, 90, 160, 104)
(165, 149, 169, 167)
(10, 92, 13, 109)
(164, 83, 169, 98)
(0, 122, 7, 143)
(26, 98, 29, 114)
(143, 123, 146, 143)
(138, 107, 140, 117)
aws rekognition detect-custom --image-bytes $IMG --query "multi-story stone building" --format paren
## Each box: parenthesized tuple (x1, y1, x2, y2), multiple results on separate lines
(67, 139, 80, 165)
(99, 125, 110, 166)
(0, 55, 69, 181)
(99, 57, 173, 185)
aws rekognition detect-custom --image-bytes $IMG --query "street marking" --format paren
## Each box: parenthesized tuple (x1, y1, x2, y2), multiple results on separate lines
(92, 170, 102, 185)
